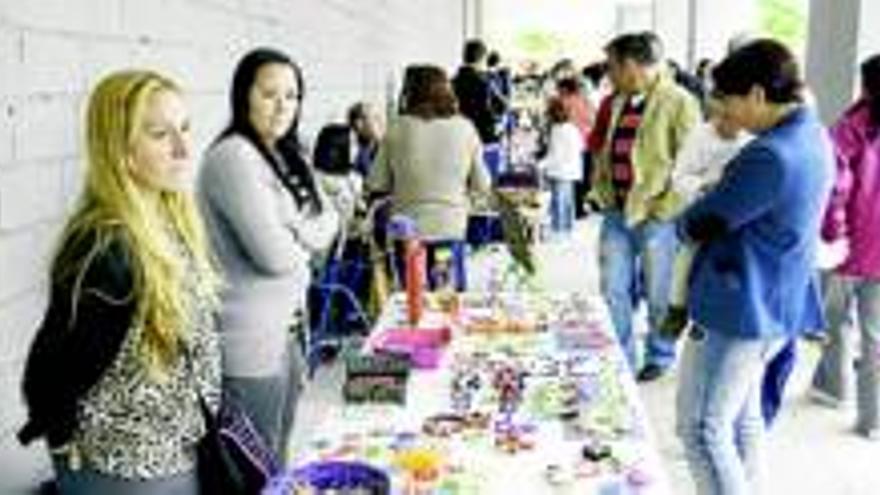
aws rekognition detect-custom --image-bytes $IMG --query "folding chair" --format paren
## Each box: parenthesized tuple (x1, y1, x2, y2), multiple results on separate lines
(305, 210, 373, 374)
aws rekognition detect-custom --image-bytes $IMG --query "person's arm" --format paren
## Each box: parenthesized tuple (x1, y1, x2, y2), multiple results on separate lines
(669, 92, 702, 164)
(366, 131, 393, 195)
(202, 139, 306, 275)
(289, 178, 340, 252)
(681, 143, 783, 243)
(586, 95, 617, 209)
(537, 124, 561, 173)
(20, 234, 135, 447)
(822, 117, 858, 242)
(670, 124, 714, 201)
(465, 123, 491, 198)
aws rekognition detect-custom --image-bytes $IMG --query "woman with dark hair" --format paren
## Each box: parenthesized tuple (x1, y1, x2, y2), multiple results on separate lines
(810, 54, 880, 439)
(198, 47, 338, 460)
(370, 65, 489, 240)
(674, 39, 832, 494)
(368, 65, 490, 289)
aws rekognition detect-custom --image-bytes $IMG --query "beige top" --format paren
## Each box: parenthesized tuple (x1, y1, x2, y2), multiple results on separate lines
(368, 115, 491, 240)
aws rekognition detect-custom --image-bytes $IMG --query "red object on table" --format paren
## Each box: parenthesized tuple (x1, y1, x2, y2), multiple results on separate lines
(405, 238, 426, 325)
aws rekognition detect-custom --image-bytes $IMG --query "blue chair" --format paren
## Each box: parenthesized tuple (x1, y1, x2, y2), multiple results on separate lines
(306, 231, 373, 375)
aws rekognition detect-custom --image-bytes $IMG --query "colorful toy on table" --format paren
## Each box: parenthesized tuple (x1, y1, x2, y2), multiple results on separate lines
(342, 352, 410, 404)
(492, 364, 526, 414)
(421, 412, 491, 438)
(393, 447, 446, 494)
(554, 319, 614, 351)
(492, 417, 536, 454)
(465, 315, 537, 336)
(450, 364, 483, 413)
(429, 290, 461, 319)
(524, 353, 560, 378)
(556, 379, 581, 421)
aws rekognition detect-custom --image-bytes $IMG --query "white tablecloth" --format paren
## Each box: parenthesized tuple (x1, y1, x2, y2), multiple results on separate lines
(285, 292, 672, 495)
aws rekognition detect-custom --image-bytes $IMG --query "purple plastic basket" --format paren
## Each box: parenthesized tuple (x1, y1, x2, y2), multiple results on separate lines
(262, 460, 390, 494)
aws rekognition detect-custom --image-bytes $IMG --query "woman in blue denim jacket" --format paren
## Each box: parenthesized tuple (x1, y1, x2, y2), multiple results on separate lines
(675, 39, 833, 495)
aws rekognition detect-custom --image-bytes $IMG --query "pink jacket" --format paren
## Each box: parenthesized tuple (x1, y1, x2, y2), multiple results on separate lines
(823, 100, 880, 279)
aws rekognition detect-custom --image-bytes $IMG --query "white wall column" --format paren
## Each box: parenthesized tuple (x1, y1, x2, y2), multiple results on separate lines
(805, 0, 861, 123)
(651, 0, 689, 65)
(690, 0, 758, 66)
(462, 0, 485, 40)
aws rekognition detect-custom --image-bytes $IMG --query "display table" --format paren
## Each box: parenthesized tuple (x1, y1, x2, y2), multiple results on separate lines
(266, 292, 671, 494)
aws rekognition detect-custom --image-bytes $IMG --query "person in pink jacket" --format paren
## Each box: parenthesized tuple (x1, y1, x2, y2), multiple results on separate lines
(811, 54, 880, 440)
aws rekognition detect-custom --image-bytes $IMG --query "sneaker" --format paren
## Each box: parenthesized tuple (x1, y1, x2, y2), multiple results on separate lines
(807, 387, 847, 409)
(636, 363, 666, 383)
(854, 424, 880, 441)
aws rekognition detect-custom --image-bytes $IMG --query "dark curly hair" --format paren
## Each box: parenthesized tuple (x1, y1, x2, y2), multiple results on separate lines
(711, 39, 803, 104)
(860, 54, 880, 130)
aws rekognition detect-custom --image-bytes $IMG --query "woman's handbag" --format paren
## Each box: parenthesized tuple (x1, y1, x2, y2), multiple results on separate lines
(194, 395, 281, 495)
(183, 348, 281, 495)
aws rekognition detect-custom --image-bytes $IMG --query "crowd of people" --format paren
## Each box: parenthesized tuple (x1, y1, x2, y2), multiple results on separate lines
(12, 25, 880, 495)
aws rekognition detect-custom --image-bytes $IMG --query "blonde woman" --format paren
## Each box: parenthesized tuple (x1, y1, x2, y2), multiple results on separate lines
(18, 70, 221, 495)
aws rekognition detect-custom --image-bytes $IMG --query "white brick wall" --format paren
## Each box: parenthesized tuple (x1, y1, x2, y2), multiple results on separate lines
(12, 96, 79, 163)
(0, 225, 55, 302)
(0, 1, 466, 490)
(0, 99, 12, 166)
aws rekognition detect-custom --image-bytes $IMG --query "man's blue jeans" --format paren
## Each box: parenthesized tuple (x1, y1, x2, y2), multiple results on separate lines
(598, 211, 678, 370)
(676, 328, 786, 495)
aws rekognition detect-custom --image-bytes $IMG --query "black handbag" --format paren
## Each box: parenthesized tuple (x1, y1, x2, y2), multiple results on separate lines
(183, 349, 281, 495)
(195, 395, 281, 495)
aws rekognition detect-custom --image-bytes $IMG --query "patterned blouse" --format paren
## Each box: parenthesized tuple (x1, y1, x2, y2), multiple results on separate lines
(70, 235, 221, 479)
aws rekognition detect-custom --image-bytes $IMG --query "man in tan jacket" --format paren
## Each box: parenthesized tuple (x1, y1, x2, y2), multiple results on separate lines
(589, 32, 700, 381)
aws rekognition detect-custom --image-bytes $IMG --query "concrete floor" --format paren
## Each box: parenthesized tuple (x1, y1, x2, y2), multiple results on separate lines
(297, 216, 880, 494)
(513, 217, 880, 495)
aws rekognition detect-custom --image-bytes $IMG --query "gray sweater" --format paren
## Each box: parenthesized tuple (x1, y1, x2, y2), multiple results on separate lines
(198, 135, 338, 377)
(368, 115, 490, 240)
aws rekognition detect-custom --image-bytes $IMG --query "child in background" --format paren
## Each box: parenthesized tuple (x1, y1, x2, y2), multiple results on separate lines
(539, 96, 584, 235)
(660, 107, 752, 338)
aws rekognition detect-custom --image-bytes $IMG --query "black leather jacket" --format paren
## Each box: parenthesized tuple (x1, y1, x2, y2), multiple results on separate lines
(18, 233, 135, 448)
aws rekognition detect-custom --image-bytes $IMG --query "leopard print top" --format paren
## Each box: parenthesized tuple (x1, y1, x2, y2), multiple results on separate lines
(70, 236, 221, 479)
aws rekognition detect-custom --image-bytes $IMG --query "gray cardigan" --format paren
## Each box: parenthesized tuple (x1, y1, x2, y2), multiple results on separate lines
(198, 135, 338, 377)
(368, 115, 490, 240)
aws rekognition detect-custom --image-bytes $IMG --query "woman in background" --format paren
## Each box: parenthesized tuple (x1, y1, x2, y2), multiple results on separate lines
(811, 54, 880, 440)
(368, 64, 490, 290)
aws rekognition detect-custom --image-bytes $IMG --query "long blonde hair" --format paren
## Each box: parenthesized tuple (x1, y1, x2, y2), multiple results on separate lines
(52, 70, 221, 371)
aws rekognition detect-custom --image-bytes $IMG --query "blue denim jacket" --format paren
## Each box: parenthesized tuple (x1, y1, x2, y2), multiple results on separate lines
(682, 107, 833, 338)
